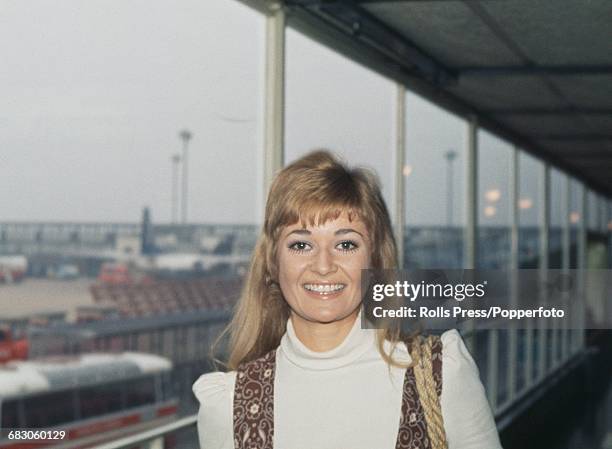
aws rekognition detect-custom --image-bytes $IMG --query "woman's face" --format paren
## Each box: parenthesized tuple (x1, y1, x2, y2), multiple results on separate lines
(276, 212, 371, 326)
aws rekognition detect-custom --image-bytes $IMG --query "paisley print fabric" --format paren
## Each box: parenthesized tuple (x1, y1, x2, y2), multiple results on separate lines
(233, 349, 276, 449)
(232, 336, 443, 449)
(395, 336, 443, 449)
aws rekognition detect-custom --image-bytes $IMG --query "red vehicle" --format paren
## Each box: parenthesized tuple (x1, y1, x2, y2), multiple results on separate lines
(0, 352, 178, 449)
(96, 263, 152, 286)
(0, 327, 28, 364)
(97, 263, 133, 285)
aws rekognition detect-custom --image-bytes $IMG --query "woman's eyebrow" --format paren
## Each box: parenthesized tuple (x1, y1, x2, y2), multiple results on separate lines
(286, 229, 311, 236)
(335, 228, 364, 237)
(285, 228, 364, 237)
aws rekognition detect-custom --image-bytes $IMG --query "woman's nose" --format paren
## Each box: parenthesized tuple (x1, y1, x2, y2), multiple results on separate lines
(311, 249, 337, 275)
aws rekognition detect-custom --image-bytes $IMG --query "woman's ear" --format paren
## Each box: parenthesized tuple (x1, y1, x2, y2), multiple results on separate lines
(265, 273, 277, 286)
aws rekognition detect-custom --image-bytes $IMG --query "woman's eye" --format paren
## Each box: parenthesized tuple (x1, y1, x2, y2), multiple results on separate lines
(288, 241, 310, 252)
(337, 240, 358, 251)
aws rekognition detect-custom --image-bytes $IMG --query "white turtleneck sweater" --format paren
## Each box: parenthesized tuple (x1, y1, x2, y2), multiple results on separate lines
(192, 317, 502, 449)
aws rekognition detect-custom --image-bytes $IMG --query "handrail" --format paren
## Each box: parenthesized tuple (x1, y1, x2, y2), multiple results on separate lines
(93, 414, 197, 449)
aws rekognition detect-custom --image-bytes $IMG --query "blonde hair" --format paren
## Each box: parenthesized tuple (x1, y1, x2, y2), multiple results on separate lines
(218, 150, 413, 370)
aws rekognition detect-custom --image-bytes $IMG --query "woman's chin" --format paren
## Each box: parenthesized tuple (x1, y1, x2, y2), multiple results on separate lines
(297, 306, 359, 325)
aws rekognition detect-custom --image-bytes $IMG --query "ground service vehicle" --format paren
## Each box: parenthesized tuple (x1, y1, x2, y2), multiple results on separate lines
(0, 327, 28, 364)
(0, 352, 178, 449)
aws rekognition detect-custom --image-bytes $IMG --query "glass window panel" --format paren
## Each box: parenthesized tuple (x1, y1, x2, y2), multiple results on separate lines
(545, 328, 554, 373)
(518, 152, 542, 269)
(569, 179, 582, 269)
(531, 327, 540, 380)
(403, 92, 466, 269)
(600, 194, 608, 233)
(550, 170, 570, 363)
(608, 200, 612, 269)
(595, 194, 601, 233)
(587, 190, 599, 231)
(477, 131, 513, 269)
(285, 28, 395, 221)
(549, 168, 565, 269)
(516, 328, 527, 392)
(556, 327, 564, 361)
(566, 178, 584, 350)
(496, 330, 509, 405)
(477, 132, 513, 406)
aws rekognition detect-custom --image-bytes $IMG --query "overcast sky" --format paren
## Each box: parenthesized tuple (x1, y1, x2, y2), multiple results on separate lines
(1, 0, 539, 225)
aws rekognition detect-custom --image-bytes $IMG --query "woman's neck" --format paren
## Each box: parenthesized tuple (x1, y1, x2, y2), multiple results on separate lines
(290, 310, 359, 352)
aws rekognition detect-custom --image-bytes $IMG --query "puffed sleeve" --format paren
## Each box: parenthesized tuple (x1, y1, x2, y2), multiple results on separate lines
(440, 329, 503, 449)
(192, 371, 237, 449)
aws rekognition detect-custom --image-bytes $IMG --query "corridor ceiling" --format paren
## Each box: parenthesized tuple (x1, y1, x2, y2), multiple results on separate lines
(280, 0, 612, 196)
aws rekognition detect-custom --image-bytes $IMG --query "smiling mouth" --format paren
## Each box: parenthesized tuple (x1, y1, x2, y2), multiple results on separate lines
(303, 283, 346, 294)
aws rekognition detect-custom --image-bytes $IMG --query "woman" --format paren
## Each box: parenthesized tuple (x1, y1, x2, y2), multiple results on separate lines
(193, 150, 502, 449)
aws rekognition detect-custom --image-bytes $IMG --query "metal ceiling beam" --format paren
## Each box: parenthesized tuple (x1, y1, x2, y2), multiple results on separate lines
(485, 107, 612, 115)
(352, 0, 456, 3)
(572, 159, 612, 170)
(285, 0, 456, 86)
(287, 0, 447, 5)
(533, 135, 612, 141)
(580, 167, 612, 173)
(557, 151, 612, 158)
(285, 0, 329, 4)
(302, 0, 462, 3)
(459, 65, 612, 77)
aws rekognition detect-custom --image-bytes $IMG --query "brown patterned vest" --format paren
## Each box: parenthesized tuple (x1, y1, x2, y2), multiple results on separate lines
(233, 336, 443, 449)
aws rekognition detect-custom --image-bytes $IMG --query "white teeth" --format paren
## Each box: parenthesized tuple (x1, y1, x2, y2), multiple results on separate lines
(304, 283, 345, 293)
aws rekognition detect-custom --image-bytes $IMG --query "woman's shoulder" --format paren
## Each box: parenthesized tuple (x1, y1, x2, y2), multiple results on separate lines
(192, 371, 237, 449)
(192, 370, 237, 405)
(438, 330, 503, 448)
(437, 329, 483, 398)
(439, 328, 478, 374)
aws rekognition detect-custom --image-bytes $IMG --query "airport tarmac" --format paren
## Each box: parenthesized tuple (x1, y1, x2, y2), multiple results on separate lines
(0, 278, 94, 322)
